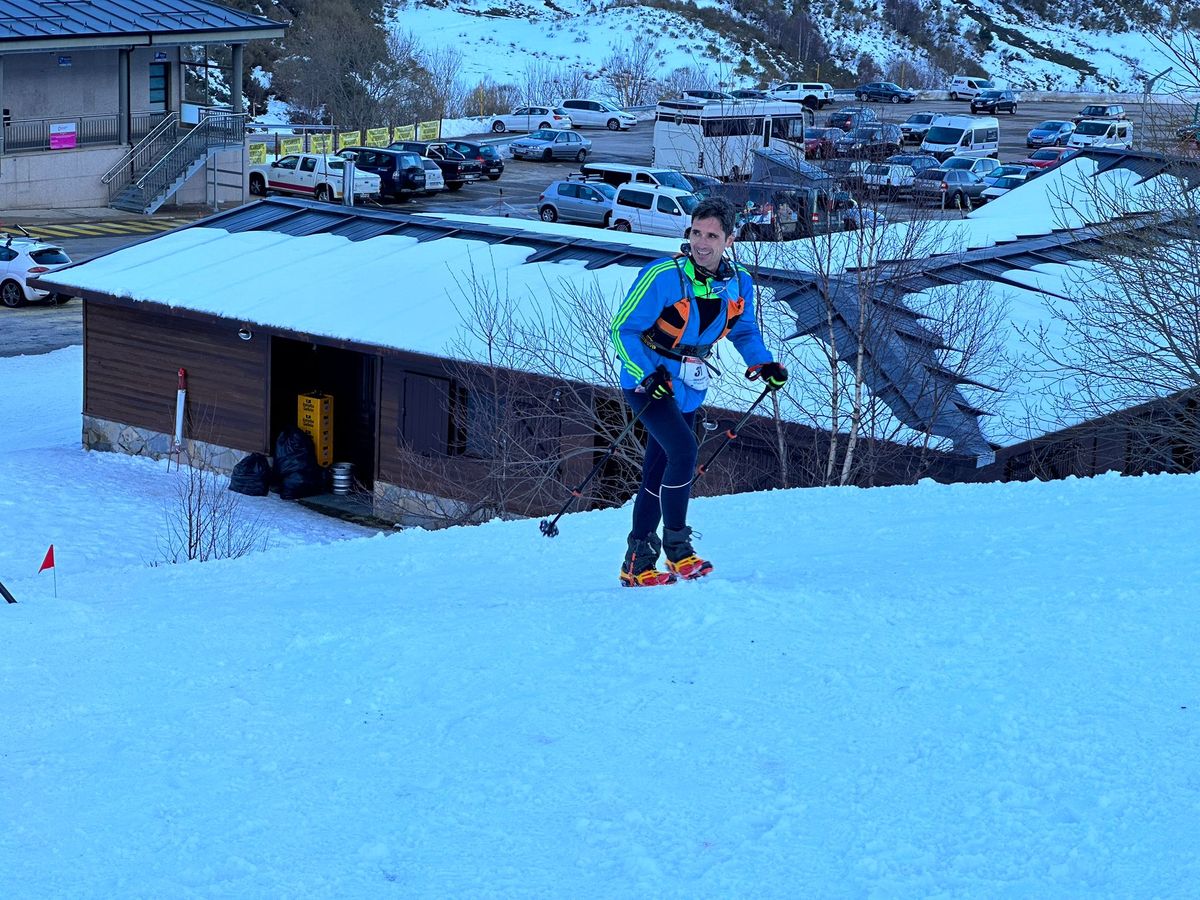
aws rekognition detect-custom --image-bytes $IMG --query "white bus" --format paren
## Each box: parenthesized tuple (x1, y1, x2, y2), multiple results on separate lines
(652, 99, 814, 179)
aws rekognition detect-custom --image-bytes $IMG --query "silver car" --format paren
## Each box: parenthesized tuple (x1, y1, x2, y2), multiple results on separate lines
(509, 129, 592, 162)
(537, 178, 617, 226)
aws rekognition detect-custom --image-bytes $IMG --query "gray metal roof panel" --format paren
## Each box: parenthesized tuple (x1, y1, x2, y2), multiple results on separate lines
(0, 0, 282, 41)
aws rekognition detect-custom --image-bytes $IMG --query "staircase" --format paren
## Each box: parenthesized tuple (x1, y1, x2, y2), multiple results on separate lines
(103, 113, 247, 214)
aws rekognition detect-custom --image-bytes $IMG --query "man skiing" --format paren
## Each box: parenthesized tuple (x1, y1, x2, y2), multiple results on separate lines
(610, 196, 788, 587)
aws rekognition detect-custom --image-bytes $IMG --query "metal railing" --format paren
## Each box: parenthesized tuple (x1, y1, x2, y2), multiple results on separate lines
(102, 112, 180, 198)
(2, 111, 168, 153)
(130, 112, 247, 209)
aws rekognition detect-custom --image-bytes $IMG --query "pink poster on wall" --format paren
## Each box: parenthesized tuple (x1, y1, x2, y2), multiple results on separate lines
(49, 122, 77, 149)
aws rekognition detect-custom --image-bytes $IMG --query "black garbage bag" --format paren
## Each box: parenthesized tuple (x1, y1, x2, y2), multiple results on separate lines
(229, 452, 271, 497)
(273, 427, 326, 500)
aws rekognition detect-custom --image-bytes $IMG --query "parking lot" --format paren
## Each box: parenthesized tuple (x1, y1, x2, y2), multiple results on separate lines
(385, 96, 1169, 223)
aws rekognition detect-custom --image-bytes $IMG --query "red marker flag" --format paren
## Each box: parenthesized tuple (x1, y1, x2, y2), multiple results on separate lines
(39, 545, 55, 573)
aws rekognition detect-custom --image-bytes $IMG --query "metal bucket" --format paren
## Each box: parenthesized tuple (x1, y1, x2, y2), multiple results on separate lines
(331, 461, 353, 495)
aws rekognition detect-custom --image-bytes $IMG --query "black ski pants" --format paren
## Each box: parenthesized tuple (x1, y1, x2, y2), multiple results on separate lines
(625, 389, 698, 537)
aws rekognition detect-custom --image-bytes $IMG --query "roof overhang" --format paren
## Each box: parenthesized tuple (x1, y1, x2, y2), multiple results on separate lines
(0, 26, 286, 54)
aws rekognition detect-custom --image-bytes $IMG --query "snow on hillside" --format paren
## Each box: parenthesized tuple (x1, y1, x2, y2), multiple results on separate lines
(390, 0, 776, 91)
(391, 0, 1190, 96)
(3, 346, 1200, 896)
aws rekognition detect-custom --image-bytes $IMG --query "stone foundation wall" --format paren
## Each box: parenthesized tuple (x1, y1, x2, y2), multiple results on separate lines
(83, 415, 246, 473)
(372, 480, 488, 530)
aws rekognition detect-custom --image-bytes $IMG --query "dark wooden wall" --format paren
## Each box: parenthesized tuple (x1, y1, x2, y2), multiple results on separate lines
(85, 302, 270, 452)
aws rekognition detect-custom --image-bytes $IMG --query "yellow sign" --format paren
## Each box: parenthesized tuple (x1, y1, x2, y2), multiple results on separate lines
(393, 124, 415, 142)
(339, 130, 362, 150)
(247, 143, 267, 165)
(298, 393, 334, 468)
(279, 136, 303, 155)
(309, 133, 333, 153)
(417, 119, 441, 141)
(365, 127, 390, 147)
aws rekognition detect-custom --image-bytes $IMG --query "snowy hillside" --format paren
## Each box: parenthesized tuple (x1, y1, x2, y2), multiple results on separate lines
(3, 344, 1200, 894)
(386, 0, 1189, 94)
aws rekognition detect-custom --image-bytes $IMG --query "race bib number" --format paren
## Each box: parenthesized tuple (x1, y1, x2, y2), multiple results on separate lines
(680, 356, 709, 391)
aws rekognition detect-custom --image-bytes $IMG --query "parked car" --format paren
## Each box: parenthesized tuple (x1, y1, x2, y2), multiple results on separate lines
(803, 126, 842, 159)
(248, 152, 380, 202)
(578, 162, 695, 192)
(1018, 146, 1078, 169)
(1026, 120, 1075, 148)
(338, 146, 425, 201)
(729, 88, 768, 100)
(388, 140, 484, 190)
(508, 129, 592, 162)
(1068, 119, 1134, 150)
(920, 115, 1000, 161)
(421, 158, 445, 194)
(862, 162, 916, 198)
(983, 164, 1038, 186)
(537, 176, 616, 226)
(1072, 104, 1126, 125)
(1175, 103, 1200, 142)
(899, 111, 938, 144)
(912, 168, 988, 208)
(855, 81, 916, 104)
(940, 155, 1000, 178)
(824, 106, 879, 131)
(971, 89, 1018, 115)
(835, 123, 902, 159)
(558, 98, 637, 131)
(442, 139, 505, 180)
(980, 174, 1029, 203)
(821, 157, 873, 190)
(489, 106, 573, 133)
(609, 184, 698, 237)
(948, 75, 994, 101)
(885, 153, 941, 175)
(697, 181, 860, 239)
(680, 89, 736, 102)
(768, 82, 834, 108)
(0, 238, 74, 308)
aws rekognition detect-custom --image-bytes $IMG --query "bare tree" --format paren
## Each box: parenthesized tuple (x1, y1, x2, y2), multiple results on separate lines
(603, 41, 665, 107)
(156, 442, 270, 564)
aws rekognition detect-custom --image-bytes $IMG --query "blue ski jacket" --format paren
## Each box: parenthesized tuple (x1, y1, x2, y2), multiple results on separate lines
(611, 255, 773, 413)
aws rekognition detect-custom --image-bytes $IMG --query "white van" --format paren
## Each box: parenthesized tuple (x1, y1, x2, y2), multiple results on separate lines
(920, 115, 999, 161)
(1067, 119, 1134, 150)
(609, 184, 699, 238)
(578, 161, 695, 192)
(949, 75, 994, 101)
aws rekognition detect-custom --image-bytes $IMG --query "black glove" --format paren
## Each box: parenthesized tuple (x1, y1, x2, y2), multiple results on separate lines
(747, 361, 788, 391)
(640, 366, 674, 400)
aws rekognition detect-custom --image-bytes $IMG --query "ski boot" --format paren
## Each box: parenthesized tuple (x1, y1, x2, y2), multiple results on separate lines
(620, 532, 677, 587)
(663, 525, 713, 580)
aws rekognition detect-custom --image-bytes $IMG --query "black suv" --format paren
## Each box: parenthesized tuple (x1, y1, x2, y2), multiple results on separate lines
(388, 140, 483, 191)
(339, 146, 425, 201)
(834, 123, 902, 160)
(971, 89, 1018, 114)
(442, 139, 505, 181)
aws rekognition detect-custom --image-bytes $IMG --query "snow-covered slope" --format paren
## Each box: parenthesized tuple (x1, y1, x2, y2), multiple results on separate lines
(3, 343, 1200, 896)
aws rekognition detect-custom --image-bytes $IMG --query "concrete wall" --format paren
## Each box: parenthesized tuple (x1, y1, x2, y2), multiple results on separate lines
(1, 47, 181, 120)
(0, 144, 125, 208)
(170, 147, 247, 208)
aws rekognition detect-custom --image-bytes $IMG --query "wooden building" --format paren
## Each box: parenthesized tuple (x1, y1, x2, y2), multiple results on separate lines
(36, 198, 965, 524)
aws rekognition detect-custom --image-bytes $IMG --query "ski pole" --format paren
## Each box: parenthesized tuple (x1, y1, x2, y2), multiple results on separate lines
(540, 403, 648, 538)
(693, 386, 773, 483)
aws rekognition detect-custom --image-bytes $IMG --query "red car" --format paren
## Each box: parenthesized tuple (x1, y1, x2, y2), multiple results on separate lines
(803, 127, 842, 159)
(1018, 146, 1078, 170)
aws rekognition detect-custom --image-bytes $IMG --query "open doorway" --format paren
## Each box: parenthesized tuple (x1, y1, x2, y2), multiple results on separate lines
(269, 338, 378, 492)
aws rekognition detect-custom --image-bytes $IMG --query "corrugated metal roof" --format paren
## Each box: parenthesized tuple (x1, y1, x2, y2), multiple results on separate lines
(0, 0, 283, 43)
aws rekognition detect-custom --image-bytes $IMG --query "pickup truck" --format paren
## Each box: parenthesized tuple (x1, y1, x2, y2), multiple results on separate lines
(388, 140, 484, 191)
(248, 153, 380, 202)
